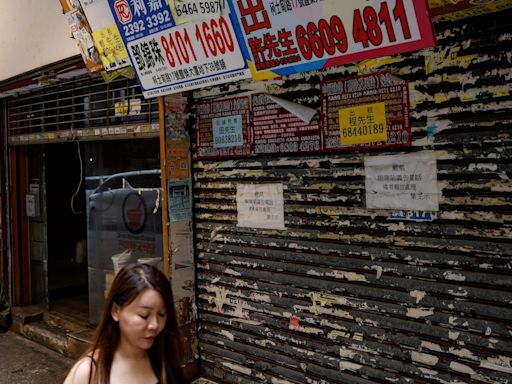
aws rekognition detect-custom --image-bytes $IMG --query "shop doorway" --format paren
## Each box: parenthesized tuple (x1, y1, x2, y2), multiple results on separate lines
(84, 138, 162, 324)
(45, 142, 88, 316)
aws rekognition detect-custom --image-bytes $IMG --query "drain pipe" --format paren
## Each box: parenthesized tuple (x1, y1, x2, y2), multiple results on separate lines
(1, 98, 12, 307)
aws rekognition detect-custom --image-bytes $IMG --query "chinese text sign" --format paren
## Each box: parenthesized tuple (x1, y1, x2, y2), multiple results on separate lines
(365, 152, 439, 211)
(237, 183, 286, 230)
(109, 0, 250, 97)
(228, 0, 436, 79)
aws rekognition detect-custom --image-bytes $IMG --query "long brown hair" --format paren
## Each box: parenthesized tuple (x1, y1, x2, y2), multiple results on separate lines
(85, 263, 187, 384)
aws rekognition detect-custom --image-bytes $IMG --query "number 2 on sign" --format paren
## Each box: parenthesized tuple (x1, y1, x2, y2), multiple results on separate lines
(353, 0, 411, 47)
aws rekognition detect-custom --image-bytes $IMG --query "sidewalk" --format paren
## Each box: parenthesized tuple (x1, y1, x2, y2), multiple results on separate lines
(0, 330, 219, 384)
(0, 331, 74, 384)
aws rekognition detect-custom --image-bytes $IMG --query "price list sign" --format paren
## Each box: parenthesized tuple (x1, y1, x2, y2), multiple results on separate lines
(321, 72, 411, 151)
(109, 0, 250, 97)
(227, 0, 435, 79)
(196, 96, 251, 159)
(252, 93, 321, 155)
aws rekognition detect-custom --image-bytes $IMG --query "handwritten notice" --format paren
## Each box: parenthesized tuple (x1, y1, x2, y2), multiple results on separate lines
(237, 184, 286, 230)
(365, 152, 439, 211)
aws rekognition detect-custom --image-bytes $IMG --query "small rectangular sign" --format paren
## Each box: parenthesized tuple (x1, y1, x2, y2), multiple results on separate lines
(322, 72, 411, 151)
(212, 114, 243, 148)
(365, 152, 439, 211)
(388, 210, 435, 222)
(237, 183, 286, 230)
(339, 102, 387, 145)
(196, 96, 251, 158)
(170, 0, 226, 24)
(252, 93, 321, 155)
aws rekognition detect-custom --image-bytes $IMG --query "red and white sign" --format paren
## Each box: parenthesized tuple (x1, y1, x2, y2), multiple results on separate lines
(114, 0, 132, 25)
(228, 0, 436, 79)
(127, 14, 250, 97)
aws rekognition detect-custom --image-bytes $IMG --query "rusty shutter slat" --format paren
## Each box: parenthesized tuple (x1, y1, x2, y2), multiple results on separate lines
(192, 9, 512, 384)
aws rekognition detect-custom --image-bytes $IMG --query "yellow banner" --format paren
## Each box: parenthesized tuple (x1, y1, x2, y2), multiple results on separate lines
(339, 102, 387, 145)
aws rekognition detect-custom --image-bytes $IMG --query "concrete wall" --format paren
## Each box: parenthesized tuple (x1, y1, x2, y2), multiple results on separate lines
(0, 1, 78, 82)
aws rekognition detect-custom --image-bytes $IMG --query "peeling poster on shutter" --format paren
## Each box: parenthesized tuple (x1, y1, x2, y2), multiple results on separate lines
(237, 184, 286, 230)
(365, 152, 439, 211)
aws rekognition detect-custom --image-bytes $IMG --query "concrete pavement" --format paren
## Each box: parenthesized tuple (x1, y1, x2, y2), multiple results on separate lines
(0, 330, 220, 384)
(0, 331, 74, 384)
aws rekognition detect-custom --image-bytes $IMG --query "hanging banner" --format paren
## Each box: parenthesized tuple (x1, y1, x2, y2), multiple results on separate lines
(108, 0, 250, 98)
(227, 0, 436, 79)
(196, 95, 251, 159)
(80, 0, 130, 72)
(365, 152, 439, 211)
(321, 72, 411, 151)
(252, 93, 321, 155)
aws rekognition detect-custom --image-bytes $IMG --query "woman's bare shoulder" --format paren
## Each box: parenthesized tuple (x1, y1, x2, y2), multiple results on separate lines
(63, 354, 96, 384)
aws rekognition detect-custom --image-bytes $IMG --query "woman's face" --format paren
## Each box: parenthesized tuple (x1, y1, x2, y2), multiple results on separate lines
(112, 288, 167, 351)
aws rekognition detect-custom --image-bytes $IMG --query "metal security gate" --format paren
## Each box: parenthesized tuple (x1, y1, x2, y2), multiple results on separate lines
(192, 10, 512, 384)
(7, 72, 160, 145)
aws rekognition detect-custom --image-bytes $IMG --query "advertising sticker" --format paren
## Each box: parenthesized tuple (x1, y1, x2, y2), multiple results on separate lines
(168, 180, 193, 222)
(109, 0, 250, 97)
(227, 0, 436, 79)
(167, 138, 191, 181)
(80, 0, 130, 71)
(64, 0, 104, 73)
(196, 96, 251, 159)
(322, 72, 411, 151)
(252, 93, 321, 155)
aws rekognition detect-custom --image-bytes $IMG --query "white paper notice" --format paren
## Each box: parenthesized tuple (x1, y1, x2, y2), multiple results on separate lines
(237, 184, 286, 230)
(365, 152, 439, 211)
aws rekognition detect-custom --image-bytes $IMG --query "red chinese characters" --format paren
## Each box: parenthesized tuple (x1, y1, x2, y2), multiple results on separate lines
(237, 0, 271, 34)
(236, 1, 302, 71)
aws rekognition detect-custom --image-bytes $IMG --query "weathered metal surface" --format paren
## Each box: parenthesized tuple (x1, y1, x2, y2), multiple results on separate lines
(192, 10, 512, 384)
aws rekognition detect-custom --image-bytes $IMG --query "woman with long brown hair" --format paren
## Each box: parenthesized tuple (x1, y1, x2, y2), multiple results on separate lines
(64, 263, 187, 384)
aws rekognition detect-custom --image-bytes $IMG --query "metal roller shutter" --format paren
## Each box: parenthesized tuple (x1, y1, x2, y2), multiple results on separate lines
(6, 73, 159, 145)
(192, 9, 512, 384)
